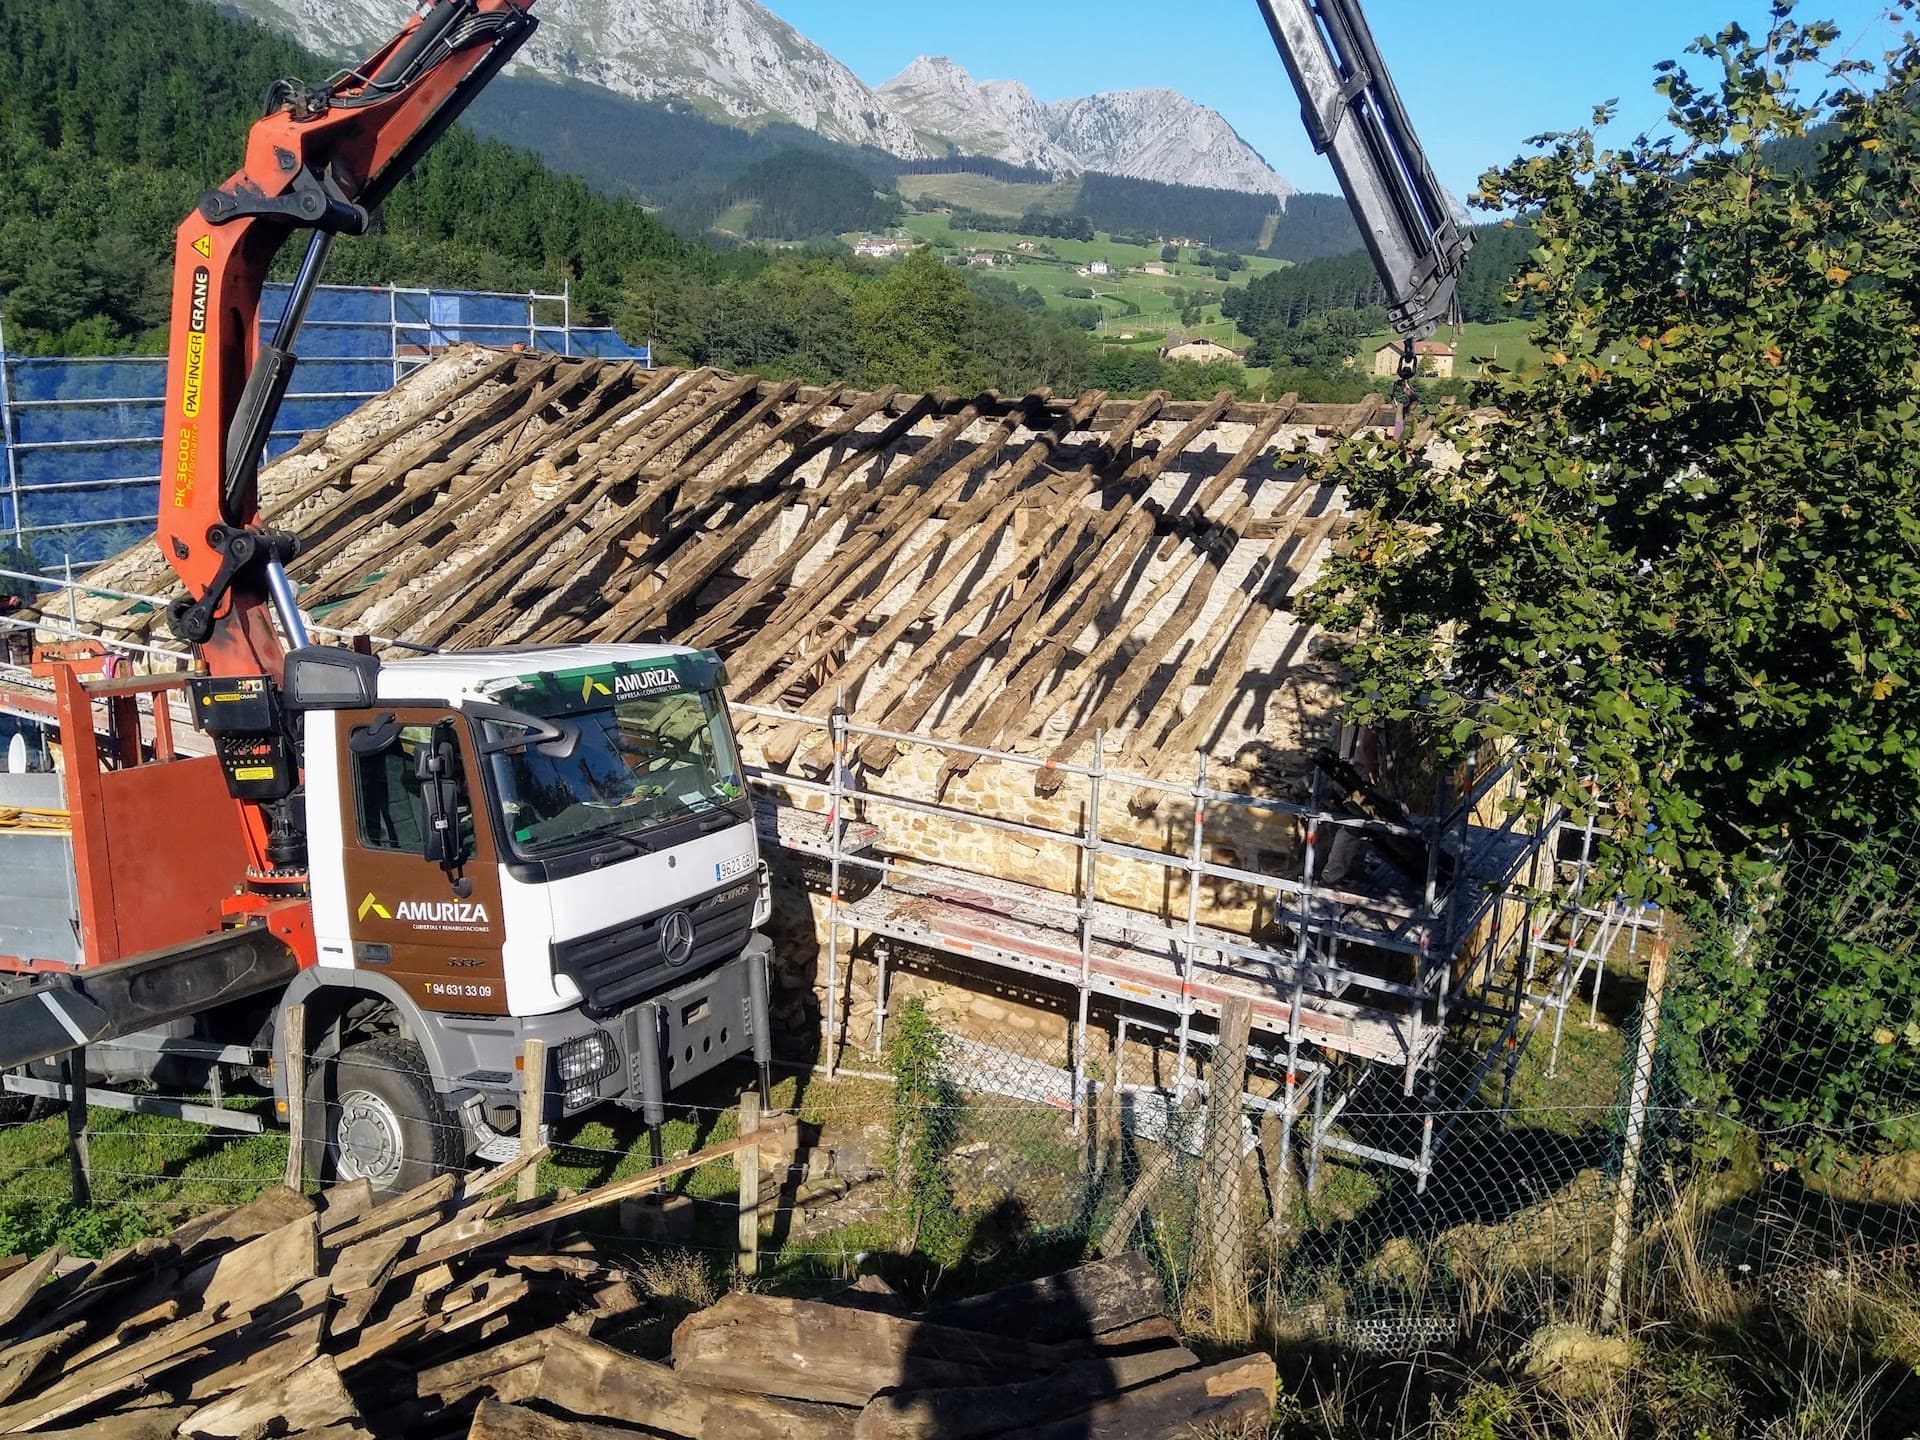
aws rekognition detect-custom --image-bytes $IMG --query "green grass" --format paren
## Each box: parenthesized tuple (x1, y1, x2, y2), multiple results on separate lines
(896, 172, 1084, 218)
(1358, 319, 1546, 378)
(891, 213, 1295, 348)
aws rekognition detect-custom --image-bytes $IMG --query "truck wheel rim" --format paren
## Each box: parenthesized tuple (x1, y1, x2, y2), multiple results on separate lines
(336, 1088, 405, 1187)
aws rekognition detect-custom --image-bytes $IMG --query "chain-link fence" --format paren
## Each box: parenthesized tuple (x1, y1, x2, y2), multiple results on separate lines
(4, 829, 1918, 1381)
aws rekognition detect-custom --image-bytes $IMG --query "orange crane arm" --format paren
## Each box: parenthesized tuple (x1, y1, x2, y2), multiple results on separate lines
(160, 0, 537, 682)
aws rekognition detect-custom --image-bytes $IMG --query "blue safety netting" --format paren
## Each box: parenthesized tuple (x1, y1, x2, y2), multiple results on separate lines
(2, 284, 648, 567)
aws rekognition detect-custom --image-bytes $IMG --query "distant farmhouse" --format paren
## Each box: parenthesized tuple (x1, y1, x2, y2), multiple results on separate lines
(1161, 338, 1243, 365)
(1141, 262, 1172, 277)
(1373, 339, 1456, 379)
(855, 236, 911, 259)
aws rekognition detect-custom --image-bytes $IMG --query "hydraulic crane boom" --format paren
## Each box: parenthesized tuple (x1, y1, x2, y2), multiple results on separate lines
(1255, 0, 1472, 345)
(157, 0, 536, 886)
(161, 0, 537, 675)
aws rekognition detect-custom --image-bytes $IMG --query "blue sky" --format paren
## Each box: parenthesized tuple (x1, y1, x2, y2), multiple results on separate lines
(760, 1, 1905, 198)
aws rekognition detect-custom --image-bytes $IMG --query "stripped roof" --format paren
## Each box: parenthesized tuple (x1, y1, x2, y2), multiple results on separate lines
(80, 346, 1397, 783)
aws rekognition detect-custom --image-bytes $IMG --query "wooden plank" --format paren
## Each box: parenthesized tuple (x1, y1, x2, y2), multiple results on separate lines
(0, 1278, 330, 1432)
(185, 1356, 357, 1438)
(303, 361, 628, 604)
(749, 393, 1099, 761)
(469, 1399, 643, 1440)
(1011, 1353, 1277, 1440)
(536, 1328, 851, 1440)
(921, 1253, 1167, 1343)
(325, 1172, 457, 1252)
(0, 1321, 83, 1405)
(670, 1293, 1076, 1407)
(317, 1178, 377, 1235)
(1097, 1150, 1175, 1258)
(730, 392, 1050, 686)
(682, 392, 947, 649)
(1145, 504, 1343, 767)
(393, 1133, 752, 1283)
(319, 363, 656, 627)
(62, 1298, 181, 1369)
(26, 1407, 198, 1440)
(0, 1246, 63, 1334)
(178, 1302, 326, 1403)
(180, 1212, 319, 1316)
(284, 1001, 307, 1191)
(173, 1186, 315, 1259)
(854, 1346, 1199, 1440)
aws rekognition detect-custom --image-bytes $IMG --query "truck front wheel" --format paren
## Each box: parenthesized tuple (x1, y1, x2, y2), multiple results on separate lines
(313, 1037, 464, 1197)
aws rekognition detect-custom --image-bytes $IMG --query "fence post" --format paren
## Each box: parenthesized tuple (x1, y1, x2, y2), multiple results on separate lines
(60, 1048, 91, 1209)
(1204, 997, 1252, 1341)
(1601, 934, 1671, 1332)
(282, 1003, 306, 1192)
(519, 1037, 547, 1204)
(737, 1089, 761, 1277)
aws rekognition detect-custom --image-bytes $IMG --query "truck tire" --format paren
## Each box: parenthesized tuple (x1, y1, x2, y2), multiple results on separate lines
(313, 1036, 463, 1197)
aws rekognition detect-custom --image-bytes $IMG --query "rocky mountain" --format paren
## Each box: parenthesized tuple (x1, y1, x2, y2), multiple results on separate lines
(220, 2, 1296, 198)
(879, 57, 1295, 201)
(222, 0, 930, 157)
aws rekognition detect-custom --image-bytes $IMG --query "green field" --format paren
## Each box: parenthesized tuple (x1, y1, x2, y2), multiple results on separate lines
(896, 172, 1083, 218)
(1359, 319, 1546, 377)
(894, 212, 1294, 347)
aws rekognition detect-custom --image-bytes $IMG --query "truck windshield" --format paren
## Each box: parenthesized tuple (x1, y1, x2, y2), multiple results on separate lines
(483, 687, 747, 859)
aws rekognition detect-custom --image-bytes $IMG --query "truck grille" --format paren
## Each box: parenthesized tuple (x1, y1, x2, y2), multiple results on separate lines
(551, 880, 756, 1015)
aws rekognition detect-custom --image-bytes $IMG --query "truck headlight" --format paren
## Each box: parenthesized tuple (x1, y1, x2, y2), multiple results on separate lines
(556, 1030, 616, 1085)
(753, 859, 772, 928)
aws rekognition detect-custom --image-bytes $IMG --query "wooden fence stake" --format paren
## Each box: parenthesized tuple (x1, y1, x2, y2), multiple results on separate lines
(737, 1089, 762, 1277)
(1602, 936, 1671, 1332)
(519, 1038, 547, 1205)
(62, 1049, 90, 1209)
(1204, 997, 1252, 1341)
(282, 1003, 306, 1192)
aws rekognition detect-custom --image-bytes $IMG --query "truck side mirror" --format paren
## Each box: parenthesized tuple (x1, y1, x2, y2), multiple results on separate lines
(285, 646, 380, 711)
(415, 735, 469, 871)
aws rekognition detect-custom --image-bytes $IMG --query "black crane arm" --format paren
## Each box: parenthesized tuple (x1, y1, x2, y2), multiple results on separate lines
(1255, 0, 1472, 342)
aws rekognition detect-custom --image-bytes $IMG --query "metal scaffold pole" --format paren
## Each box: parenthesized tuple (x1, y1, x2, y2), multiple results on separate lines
(1174, 753, 1208, 1107)
(824, 701, 847, 1078)
(1071, 730, 1104, 1133)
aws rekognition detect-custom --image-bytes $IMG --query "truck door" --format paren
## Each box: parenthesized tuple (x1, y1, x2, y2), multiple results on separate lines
(335, 709, 509, 1016)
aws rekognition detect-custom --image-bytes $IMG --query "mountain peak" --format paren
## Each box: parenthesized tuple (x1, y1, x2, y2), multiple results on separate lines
(882, 57, 1294, 200)
(220, 4, 1294, 199)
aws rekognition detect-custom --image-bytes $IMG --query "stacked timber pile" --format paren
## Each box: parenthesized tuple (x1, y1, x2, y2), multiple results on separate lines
(0, 1144, 1275, 1438)
(0, 1141, 736, 1440)
(480, 1251, 1277, 1440)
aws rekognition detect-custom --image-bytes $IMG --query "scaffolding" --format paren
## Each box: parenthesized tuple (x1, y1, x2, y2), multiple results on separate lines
(735, 699, 1636, 1196)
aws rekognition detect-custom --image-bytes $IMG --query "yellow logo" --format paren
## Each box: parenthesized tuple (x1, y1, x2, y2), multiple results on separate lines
(357, 893, 392, 922)
(191, 234, 212, 260)
(581, 674, 611, 701)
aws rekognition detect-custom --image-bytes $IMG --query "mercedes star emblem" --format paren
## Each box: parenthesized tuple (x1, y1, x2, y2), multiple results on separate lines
(661, 910, 695, 967)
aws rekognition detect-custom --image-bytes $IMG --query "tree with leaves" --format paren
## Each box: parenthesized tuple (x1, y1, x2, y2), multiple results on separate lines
(1306, 4, 1920, 1163)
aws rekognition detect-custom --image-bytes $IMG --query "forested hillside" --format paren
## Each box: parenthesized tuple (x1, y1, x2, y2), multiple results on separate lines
(466, 73, 902, 206)
(0, 0, 698, 352)
(5, 0, 1305, 405)
(1073, 174, 1278, 250)
(663, 151, 901, 243)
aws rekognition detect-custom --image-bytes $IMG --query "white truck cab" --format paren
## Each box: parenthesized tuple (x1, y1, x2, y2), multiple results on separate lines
(272, 643, 775, 1191)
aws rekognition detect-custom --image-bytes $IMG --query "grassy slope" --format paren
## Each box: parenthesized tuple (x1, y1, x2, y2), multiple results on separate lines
(895, 173, 1083, 217)
(1359, 318, 1545, 377)
(896, 212, 1292, 347)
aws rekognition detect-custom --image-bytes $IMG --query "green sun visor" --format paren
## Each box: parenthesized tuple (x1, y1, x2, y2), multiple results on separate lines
(480, 651, 729, 718)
